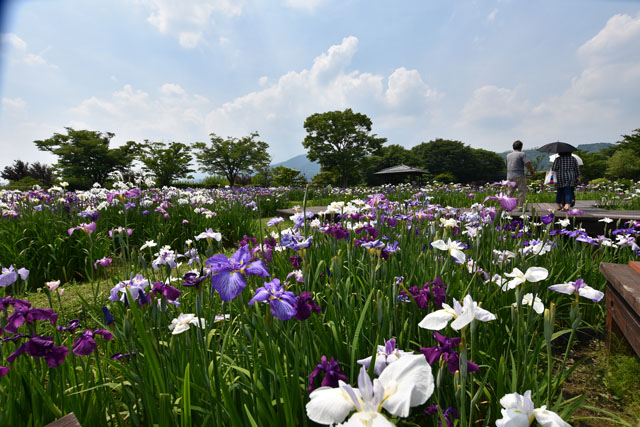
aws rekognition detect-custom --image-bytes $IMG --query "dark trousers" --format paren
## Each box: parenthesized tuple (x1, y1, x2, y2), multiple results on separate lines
(556, 186, 574, 206)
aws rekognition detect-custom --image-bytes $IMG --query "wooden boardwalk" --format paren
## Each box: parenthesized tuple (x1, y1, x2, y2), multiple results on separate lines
(276, 201, 640, 235)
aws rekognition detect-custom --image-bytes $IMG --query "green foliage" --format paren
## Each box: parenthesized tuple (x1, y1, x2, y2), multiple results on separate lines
(3, 176, 42, 190)
(34, 128, 137, 190)
(193, 132, 271, 186)
(302, 108, 387, 186)
(412, 139, 506, 183)
(271, 166, 306, 187)
(606, 149, 640, 180)
(363, 144, 417, 185)
(136, 141, 194, 187)
(433, 172, 456, 183)
(2, 160, 55, 187)
(573, 150, 608, 182)
(310, 170, 342, 187)
(251, 166, 273, 187)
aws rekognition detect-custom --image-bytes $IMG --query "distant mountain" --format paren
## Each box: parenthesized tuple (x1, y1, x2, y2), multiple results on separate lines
(271, 154, 321, 179)
(498, 142, 615, 170)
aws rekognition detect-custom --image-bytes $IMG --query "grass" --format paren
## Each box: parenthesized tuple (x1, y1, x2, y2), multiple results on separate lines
(561, 336, 640, 426)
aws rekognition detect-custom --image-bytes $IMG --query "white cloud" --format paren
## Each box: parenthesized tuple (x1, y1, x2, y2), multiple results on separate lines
(2, 97, 27, 114)
(204, 36, 439, 159)
(284, 0, 327, 13)
(1, 33, 57, 68)
(578, 13, 640, 64)
(69, 83, 210, 145)
(459, 85, 529, 128)
(2, 33, 27, 51)
(132, 0, 242, 48)
(487, 8, 498, 22)
(385, 67, 439, 110)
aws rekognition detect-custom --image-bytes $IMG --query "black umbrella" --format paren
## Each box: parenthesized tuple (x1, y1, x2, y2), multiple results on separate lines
(537, 141, 577, 153)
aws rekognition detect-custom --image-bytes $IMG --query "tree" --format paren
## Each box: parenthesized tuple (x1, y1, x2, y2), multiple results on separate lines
(1, 160, 31, 182)
(28, 162, 55, 187)
(34, 128, 137, 189)
(363, 144, 417, 185)
(411, 139, 475, 183)
(271, 166, 307, 187)
(2, 160, 55, 187)
(606, 149, 640, 180)
(617, 128, 640, 156)
(302, 109, 386, 187)
(468, 149, 505, 182)
(193, 132, 271, 187)
(137, 141, 194, 187)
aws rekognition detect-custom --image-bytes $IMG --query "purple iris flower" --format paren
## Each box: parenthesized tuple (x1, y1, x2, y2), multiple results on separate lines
(420, 332, 479, 375)
(205, 245, 270, 301)
(72, 329, 114, 356)
(3, 307, 58, 334)
(67, 222, 97, 236)
(111, 350, 135, 361)
(289, 256, 302, 269)
(294, 291, 322, 321)
(425, 405, 460, 427)
(182, 269, 210, 288)
(94, 257, 113, 269)
(0, 297, 30, 312)
(57, 319, 81, 332)
(152, 281, 182, 306)
(0, 366, 10, 376)
(0, 266, 18, 287)
(248, 279, 297, 321)
(308, 356, 348, 392)
(7, 335, 68, 367)
(102, 306, 115, 325)
(540, 213, 554, 224)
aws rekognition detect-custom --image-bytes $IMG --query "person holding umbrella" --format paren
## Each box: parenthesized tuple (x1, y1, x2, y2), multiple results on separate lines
(551, 150, 581, 211)
(506, 140, 536, 210)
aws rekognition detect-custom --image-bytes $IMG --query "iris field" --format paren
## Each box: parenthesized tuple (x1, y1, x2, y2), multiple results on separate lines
(0, 180, 639, 426)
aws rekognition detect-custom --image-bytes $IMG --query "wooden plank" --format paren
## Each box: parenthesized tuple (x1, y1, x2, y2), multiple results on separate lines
(45, 413, 81, 427)
(630, 261, 640, 275)
(606, 284, 640, 357)
(600, 263, 640, 315)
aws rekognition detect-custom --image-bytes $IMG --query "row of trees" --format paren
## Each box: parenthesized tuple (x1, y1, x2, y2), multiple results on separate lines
(4, 111, 638, 189)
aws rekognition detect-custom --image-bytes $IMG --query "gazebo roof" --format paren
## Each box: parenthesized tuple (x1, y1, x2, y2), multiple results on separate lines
(374, 164, 428, 175)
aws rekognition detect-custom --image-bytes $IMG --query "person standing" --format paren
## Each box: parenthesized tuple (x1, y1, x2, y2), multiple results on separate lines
(551, 152, 580, 211)
(506, 140, 536, 210)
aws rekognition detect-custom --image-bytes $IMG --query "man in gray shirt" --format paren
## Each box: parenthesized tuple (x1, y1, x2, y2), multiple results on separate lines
(506, 140, 536, 210)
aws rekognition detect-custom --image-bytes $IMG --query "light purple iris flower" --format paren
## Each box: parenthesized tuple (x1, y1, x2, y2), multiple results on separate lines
(68, 222, 97, 236)
(94, 257, 113, 269)
(483, 194, 518, 212)
(548, 278, 604, 302)
(205, 245, 270, 301)
(357, 338, 413, 375)
(248, 278, 297, 321)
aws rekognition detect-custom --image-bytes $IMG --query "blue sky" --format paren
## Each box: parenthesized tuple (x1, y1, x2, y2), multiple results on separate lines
(1, 0, 640, 172)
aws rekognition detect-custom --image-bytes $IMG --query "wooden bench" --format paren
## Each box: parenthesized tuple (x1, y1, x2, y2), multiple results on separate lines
(599, 262, 640, 357)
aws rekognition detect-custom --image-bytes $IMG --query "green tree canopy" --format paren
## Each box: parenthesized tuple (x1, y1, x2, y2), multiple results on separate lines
(363, 144, 417, 185)
(302, 108, 386, 187)
(136, 141, 194, 187)
(616, 128, 640, 156)
(1, 160, 32, 182)
(193, 132, 271, 186)
(606, 149, 640, 180)
(411, 139, 476, 183)
(34, 128, 136, 189)
(469, 148, 506, 182)
(271, 166, 307, 187)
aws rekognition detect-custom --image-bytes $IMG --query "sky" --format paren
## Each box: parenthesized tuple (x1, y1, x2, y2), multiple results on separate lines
(1, 0, 640, 172)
